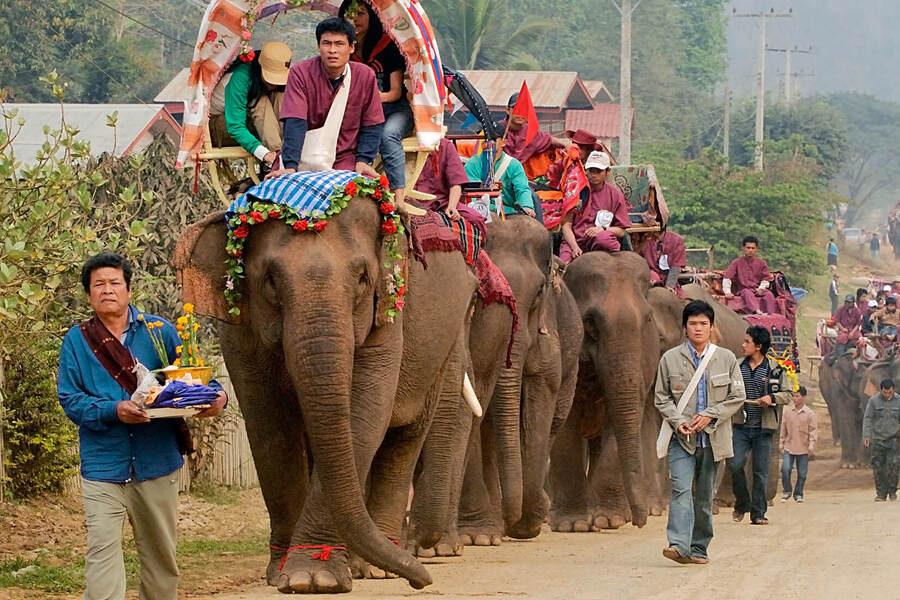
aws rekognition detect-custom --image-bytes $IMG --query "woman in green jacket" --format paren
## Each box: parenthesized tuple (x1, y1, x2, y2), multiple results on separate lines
(208, 41, 292, 168)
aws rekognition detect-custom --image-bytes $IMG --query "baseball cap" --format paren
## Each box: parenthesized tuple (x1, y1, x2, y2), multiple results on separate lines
(844, 294, 855, 302)
(885, 285, 893, 292)
(259, 41, 292, 86)
(584, 151, 611, 171)
(507, 92, 519, 108)
(869, 300, 878, 308)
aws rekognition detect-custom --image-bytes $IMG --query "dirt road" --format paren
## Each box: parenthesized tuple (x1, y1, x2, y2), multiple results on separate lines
(210, 485, 897, 600)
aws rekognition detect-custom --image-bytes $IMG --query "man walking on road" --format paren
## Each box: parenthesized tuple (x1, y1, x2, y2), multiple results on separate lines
(871, 233, 881, 263)
(828, 273, 840, 317)
(862, 379, 900, 501)
(730, 326, 792, 525)
(655, 300, 745, 565)
(780, 386, 817, 503)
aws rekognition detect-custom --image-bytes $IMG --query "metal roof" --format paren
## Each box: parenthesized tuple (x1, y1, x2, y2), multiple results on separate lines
(583, 80, 615, 103)
(564, 104, 634, 140)
(3, 104, 181, 166)
(458, 70, 594, 113)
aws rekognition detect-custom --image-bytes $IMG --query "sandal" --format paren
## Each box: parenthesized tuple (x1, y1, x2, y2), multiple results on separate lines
(732, 511, 745, 522)
(751, 518, 769, 525)
(662, 546, 692, 564)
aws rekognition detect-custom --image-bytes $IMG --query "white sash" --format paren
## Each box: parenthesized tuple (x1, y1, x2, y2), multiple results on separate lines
(656, 344, 718, 459)
(299, 63, 351, 172)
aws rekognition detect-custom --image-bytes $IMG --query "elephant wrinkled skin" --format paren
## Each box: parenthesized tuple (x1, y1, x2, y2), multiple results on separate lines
(174, 200, 478, 594)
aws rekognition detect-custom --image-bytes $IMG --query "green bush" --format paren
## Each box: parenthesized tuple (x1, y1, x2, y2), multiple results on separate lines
(2, 339, 78, 498)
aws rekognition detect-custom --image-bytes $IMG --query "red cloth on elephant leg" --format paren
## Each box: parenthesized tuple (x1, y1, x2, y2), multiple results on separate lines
(475, 250, 519, 367)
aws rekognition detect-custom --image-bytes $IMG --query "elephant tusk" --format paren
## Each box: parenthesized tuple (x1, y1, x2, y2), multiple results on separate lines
(462, 373, 482, 417)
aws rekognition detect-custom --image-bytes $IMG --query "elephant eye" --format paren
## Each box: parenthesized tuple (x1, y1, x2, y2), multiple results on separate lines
(262, 271, 279, 305)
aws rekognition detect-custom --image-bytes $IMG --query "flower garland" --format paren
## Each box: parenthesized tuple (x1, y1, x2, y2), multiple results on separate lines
(224, 175, 407, 321)
(238, 0, 310, 63)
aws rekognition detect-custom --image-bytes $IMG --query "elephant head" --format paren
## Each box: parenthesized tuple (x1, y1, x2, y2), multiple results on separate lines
(173, 200, 431, 588)
(564, 251, 660, 527)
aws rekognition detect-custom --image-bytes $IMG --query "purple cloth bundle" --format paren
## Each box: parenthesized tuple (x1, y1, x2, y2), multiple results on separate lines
(152, 380, 219, 408)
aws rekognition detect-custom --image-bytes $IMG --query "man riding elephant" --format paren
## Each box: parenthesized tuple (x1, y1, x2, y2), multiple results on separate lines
(723, 236, 778, 315)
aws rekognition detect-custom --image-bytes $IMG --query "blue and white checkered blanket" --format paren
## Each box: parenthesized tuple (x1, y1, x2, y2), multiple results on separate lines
(226, 170, 359, 224)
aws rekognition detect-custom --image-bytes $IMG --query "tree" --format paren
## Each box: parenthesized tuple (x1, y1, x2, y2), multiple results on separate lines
(428, 0, 551, 70)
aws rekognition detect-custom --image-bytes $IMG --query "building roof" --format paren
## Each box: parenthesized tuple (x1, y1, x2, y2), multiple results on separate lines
(4, 104, 181, 166)
(154, 68, 191, 107)
(583, 80, 614, 103)
(459, 70, 595, 113)
(564, 104, 634, 140)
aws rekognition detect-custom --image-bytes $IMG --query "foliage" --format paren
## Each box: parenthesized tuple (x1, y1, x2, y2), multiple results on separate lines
(647, 149, 825, 287)
(428, 0, 551, 70)
(1, 339, 79, 499)
(0, 75, 223, 498)
(822, 92, 900, 226)
(726, 97, 849, 179)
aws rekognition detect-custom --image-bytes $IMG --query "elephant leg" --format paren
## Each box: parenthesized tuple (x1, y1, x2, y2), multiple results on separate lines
(507, 368, 559, 539)
(277, 343, 399, 594)
(548, 408, 592, 532)
(220, 334, 308, 587)
(457, 413, 504, 546)
(407, 342, 471, 559)
(588, 429, 631, 530)
(641, 398, 667, 517)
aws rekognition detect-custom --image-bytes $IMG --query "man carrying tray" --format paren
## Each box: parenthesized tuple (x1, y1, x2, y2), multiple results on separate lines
(270, 17, 384, 178)
(58, 251, 227, 600)
(655, 300, 745, 565)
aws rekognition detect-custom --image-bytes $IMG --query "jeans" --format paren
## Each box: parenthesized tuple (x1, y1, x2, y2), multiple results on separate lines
(731, 425, 774, 520)
(781, 451, 809, 498)
(380, 100, 413, 190)
(667, 439, 717, 559)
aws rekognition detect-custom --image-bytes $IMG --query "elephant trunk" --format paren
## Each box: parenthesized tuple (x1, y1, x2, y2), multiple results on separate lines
(492, 337, 527, 529)
(595, 353, 648, 527)
(284, 311, 431, 589)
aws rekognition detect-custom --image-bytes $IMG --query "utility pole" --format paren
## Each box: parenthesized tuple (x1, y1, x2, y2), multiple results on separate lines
(767, 45, 812, 103)
(723, 87, 731, 161)
(733, 7, 792, 171)
(609, 0, 642, 165)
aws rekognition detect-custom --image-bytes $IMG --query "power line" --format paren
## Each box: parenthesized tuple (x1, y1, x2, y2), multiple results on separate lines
(86, 0, 193, 48)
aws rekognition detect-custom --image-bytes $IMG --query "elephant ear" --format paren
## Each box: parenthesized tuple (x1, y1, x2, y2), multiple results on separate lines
(373, 229, 409, 329)
(173, 211, 247, 324)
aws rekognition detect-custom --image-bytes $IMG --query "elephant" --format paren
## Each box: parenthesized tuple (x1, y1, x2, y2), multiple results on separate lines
(820, 352, 899, 468)
(549, 251, 660, 531)
(174, 198, 481, 594)
(418, 217, 582, 551)
(818, 360, 842, 446)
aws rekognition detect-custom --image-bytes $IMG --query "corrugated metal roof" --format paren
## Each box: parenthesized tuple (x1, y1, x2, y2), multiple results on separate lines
(583, 80, 614, 103)
(564, 104, 633, 140)
(4, 104, 180, 166)
(458, 70, 594, 112)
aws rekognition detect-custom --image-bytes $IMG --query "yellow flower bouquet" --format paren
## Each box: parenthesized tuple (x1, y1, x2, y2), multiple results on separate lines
(145, 303, 212, 384)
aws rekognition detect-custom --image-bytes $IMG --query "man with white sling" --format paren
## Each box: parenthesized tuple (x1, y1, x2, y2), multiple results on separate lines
(655, 300, 745, 565)
(272, 18, 384, 178)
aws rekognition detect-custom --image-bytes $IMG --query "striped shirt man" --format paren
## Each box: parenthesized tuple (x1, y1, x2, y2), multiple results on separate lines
(740, 358, 770, 428)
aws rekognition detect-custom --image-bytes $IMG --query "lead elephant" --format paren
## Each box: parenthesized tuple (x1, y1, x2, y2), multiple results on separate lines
(174, 197, 479, 594)
(549, 251, 659, 531)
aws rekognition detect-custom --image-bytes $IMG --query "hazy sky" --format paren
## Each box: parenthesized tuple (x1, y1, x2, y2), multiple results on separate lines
(726, 0, 900, 101)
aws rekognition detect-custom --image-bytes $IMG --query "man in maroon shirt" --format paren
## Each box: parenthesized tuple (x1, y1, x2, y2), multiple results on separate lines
(641, 229, 687, 290)
(559, 151, 630, 263)
(723, 236, 777, 314)
(412, 138, 486, 238)
(832, 293, 864, 357)
(269, 18, 384, 178)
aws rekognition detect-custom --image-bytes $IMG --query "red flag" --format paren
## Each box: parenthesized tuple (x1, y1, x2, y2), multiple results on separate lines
(511, 81, 540, 147)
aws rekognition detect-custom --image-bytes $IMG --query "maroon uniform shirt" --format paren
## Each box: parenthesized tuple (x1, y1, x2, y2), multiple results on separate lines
(641, 231, 687, 284)
(280, 56, 384, 170)
(571, 183, 631, 245)
(724, 256, 772, 292)
(498, 118, 554, 163)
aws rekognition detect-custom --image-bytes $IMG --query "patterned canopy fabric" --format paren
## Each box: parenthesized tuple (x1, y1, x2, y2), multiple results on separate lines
(176, 0, 445, 168)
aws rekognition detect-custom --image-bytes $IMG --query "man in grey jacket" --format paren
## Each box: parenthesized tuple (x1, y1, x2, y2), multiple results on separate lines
(655, 300, 746, 565)
(862, 379, 900, 501)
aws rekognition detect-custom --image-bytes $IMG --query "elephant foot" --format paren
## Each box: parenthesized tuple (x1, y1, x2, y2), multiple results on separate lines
(457, 524, 502, 546)
(412, 532, 463, 558)
(348, 554, 398, 580)
(649, 503, 665, 517)
(505, 518, 543, 540)
(549, 512, 592, 533)
(591, 513, 627, 531)
(275, 547, 352, 594)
